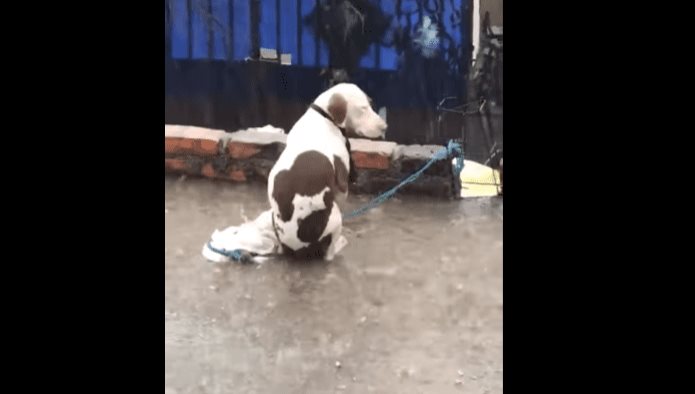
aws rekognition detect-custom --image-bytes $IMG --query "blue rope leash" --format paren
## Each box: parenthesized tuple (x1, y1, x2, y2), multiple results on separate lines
(206, 241, 253, 264)
(206, 140, 464, 262)
(343, 140, 464, 220)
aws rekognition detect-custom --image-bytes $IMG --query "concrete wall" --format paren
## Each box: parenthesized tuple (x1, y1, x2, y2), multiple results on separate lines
(481, 0, 503, 26)
(473, 0, 502, 60)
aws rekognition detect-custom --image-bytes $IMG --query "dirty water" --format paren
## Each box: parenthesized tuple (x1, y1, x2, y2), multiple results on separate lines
(165, 175, 503, 394)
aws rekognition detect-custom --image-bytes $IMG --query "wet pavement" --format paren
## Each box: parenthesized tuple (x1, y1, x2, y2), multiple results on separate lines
(165, 175, 503, 394)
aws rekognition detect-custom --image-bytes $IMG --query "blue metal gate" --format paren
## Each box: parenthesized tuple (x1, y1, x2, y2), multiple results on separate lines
(165, 0, 473, 145)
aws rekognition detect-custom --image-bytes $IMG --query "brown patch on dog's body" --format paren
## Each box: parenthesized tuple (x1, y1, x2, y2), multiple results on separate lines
(272, 150, 345, 259)
(280, 235, 333, 261)
(296, 191, 333, 243)
(272, 151, 333, 222)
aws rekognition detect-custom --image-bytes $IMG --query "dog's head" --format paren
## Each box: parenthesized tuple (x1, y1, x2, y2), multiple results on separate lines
(318, 83, 387, 139)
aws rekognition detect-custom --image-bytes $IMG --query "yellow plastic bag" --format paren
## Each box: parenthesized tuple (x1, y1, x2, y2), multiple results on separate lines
(458, 159, 502, 198)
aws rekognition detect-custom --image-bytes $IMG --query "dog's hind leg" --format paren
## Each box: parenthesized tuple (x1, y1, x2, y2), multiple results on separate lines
(323, 204, 348, 261)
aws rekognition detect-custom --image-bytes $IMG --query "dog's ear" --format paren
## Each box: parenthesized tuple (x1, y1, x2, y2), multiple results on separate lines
(327, 93, 347, 124)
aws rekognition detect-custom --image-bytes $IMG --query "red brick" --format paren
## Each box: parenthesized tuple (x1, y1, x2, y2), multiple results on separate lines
(165, 158, 188, 172)
(165, 137, 219, 156)
(226, 169, 247, 182)
(201, 163, 216, 178)
(198, 139, 219, 155)
(227, 142, 262, 159)
(351, 151, 390, 170)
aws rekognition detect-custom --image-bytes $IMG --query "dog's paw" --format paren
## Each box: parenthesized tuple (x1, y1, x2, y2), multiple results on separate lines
(334, 235, 348, 255)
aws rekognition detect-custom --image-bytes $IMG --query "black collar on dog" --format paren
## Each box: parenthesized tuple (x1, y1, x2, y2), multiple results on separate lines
(310, 103, 347, 135)
(309, 103, 357, 183)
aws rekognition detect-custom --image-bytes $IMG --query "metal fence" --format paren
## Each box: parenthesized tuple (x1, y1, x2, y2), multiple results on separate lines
(165, 0, 476, 145)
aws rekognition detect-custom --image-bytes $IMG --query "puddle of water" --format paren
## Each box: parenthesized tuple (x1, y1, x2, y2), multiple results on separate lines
(165, 176, 502, 394)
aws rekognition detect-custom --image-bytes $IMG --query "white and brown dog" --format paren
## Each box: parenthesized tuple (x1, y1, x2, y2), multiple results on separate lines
(202, 83, 386, 264)
(268, 83, 387, 261)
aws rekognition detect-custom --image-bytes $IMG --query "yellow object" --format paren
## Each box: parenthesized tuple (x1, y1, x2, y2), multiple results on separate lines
(458, 159, 502, 198)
